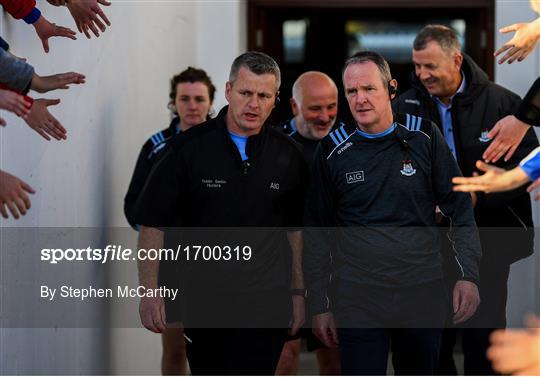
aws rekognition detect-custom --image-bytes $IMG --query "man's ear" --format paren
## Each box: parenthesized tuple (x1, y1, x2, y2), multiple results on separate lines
(454, 53, 464, 71)
(225, 81, 232, 102)
(274, 91, 280, 107)
(388, 79, 398, 100)
(290, 98, 299, 116)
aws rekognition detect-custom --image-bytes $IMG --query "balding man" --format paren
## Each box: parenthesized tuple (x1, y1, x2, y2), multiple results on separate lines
(278, 71, 343, 166)
(275, 71, 341, 375)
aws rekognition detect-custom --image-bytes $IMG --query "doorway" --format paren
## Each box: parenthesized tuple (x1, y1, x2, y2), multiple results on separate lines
(248, 0, 495, 124)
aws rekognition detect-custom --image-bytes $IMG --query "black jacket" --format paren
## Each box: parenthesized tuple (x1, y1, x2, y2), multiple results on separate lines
(124, 117, 180, 229)
(516, 77, 540, 127)
(134, 106, 308, 292)
(276, 118, 346, 167)
(393, 54, 537, 264)
(304, 114, 481, 315)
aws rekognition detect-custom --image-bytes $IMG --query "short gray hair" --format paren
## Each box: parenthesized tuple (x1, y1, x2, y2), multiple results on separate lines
(413, 25, 461, 55)
(342, 50, 392, 87)
(229, 51, 281, 89)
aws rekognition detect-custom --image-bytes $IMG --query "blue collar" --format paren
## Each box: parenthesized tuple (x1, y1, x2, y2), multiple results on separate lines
(356, 123, 397, 139)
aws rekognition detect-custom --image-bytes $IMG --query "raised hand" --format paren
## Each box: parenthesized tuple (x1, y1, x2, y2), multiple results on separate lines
(67, 0, 112, 39)
(495, 18, 540, 64)
(0, 170, 35, 219)
(24, 99, 67, 141)
(32, 15, 77, 53)
(31, 72, 85, 94)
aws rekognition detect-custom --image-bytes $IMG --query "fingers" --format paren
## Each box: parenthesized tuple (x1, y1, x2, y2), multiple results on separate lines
(329, 324, 339, 346)
(89, 10, 107, 32)
(43, 119, 66, 141)
(87, 21, 100, 38)
(0, 117, 5, 127)
(503, 144, 518, 162)
(475, 160, 493, 173)
(486, 141, 509, 163)
(140, 305, 160, 333)
(452, 176, 478, 185)
(488, 330, 537, 374)
(152, 311, 165, 333)
(160, 299, 167, 328)
(314, 328, 334, 348)
(20, 180, 36, 195)
(81, 23, 91, 39)
(483, 140, 503, 163)
(95, 6, 111, 27)
(453, 183, 484, 193)
(0, 91, 32, 118)
(483, 126, 501, 161)
(0, 203, 8, 218)
(139, 298, 165, 333)
(507, 47, 527, 64)
(57, 25, 77, 39)
(42, 37, 50, 53)
(453, 303, 471, 324)
(44, 99, 61, 107)
(453, 285, 460, 315)
(494, 43, 513, 59)
(20, 190, 32, 210)
(453, 287, 479, 324)
(6, 201, 20, 219)
(486, 123, 501, 139)
(49, 114, 67, 139)
(290, 317, 304, 336)
(35, 127, 52, 141)
(499, 23, 519, 33)
(56, 72, 86, 88)
(13, 197, 28, 216)
(501, 46, 522, 64)
(517, 46, 533, 62)
(98, 0, 112, 6)
(524, 314, 540, 329)
(527, 178, 540, 193)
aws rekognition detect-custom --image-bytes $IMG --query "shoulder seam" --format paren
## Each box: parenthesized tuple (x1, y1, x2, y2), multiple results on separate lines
(327, 125, 355, 159)
(401, 114, 431, 140)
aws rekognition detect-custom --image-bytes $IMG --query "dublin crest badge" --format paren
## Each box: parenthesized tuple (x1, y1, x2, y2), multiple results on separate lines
(400, 160, 416, 176)
(478, 129, 491, 142)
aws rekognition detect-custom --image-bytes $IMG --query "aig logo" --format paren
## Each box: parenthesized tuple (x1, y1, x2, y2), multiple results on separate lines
(346, 171, 364, 184)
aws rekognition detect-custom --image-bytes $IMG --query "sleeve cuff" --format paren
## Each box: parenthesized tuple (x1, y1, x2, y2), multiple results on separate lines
(0, 37, 9, 51)
(519, 148, 540, 181)
(23, 8, 41, 24)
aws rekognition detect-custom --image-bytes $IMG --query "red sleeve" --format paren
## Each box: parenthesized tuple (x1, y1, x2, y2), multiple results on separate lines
(0, 83, 34, 107)
(0, 0, 36, 19)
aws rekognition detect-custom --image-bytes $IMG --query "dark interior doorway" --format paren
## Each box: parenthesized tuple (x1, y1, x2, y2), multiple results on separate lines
(248, 0, 495, 124)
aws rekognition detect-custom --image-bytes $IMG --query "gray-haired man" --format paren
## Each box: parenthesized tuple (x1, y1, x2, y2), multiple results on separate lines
(393, 24, 538, 375)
